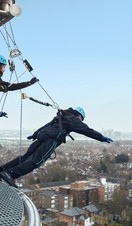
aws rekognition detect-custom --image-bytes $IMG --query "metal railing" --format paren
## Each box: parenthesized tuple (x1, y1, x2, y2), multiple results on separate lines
(18, 189, 41, 226)
(0, 182, 41, 226)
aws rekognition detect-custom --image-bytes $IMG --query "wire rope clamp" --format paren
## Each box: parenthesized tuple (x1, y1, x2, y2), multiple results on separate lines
(10, 49, 22, 58)
(23, 59, 33, 72)
(8, 59, 15, 71)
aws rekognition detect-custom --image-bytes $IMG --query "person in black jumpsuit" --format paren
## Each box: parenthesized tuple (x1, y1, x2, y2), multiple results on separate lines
(0, 107, 113, 187)
(0, 54, 39, 92)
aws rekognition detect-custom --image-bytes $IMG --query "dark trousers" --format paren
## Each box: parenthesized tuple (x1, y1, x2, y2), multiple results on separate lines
(1, 139, 57, 179)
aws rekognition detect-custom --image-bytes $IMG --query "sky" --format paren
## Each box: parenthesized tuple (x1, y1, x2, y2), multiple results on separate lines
(0, 0, 132, 133)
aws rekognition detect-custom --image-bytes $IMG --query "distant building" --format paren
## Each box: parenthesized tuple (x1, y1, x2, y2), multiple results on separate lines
(59, 181, 105, 208)
(59, 207, 85, 225)
(59, 204, 108, 226)
(100, 177, 120, 201)
(37, 189, 73, 211)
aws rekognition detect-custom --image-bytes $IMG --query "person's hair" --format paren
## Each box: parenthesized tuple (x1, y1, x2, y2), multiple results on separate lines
(0, 63, 4, 76)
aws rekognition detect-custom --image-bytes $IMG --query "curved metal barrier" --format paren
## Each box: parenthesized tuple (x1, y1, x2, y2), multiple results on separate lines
(18, 189, 41, 226)
(0, 182, 41, 226)
(0, 182, 24, 226)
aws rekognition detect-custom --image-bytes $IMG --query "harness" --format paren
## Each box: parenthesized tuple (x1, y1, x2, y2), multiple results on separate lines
(49, 109, 74, 160)
(56, 109, 74, 142)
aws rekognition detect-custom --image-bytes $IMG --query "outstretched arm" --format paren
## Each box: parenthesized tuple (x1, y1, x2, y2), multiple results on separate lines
(0, 77, 39, 92)
(70, 116, 113, 143)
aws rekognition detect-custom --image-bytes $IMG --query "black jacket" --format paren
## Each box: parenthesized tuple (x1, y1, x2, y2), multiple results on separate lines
(31, 108, 104, 145)
(0, 78, 31, 92)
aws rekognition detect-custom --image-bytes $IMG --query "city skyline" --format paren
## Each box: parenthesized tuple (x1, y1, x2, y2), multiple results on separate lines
(0, 129, 132, 143)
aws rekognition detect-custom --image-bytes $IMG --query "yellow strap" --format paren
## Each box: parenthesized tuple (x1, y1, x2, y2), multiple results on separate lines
(21, 93, 28, 99)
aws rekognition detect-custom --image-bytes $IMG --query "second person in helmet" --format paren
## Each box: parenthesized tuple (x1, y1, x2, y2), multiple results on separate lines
(0, 106, 113, 187)
(0, 54, 39, 92)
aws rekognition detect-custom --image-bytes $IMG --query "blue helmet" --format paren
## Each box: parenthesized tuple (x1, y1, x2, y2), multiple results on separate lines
(0, 55, 7, 65)
(75, 107, 85, 121)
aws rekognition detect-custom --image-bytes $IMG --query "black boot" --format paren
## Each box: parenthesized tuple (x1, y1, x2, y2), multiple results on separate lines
(0, 171, 18, 188)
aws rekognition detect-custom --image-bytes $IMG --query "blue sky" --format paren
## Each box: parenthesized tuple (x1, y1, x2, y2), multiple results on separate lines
(0, 0, 132, 133)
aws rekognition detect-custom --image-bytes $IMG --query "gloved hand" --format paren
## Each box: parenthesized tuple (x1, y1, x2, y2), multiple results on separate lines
(102, 136, 113, 143)
(27, 135, 32, 140)
(0, 111, 8, 118)
(30, 77, 39, 84)
(27, 135, 36, 141)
